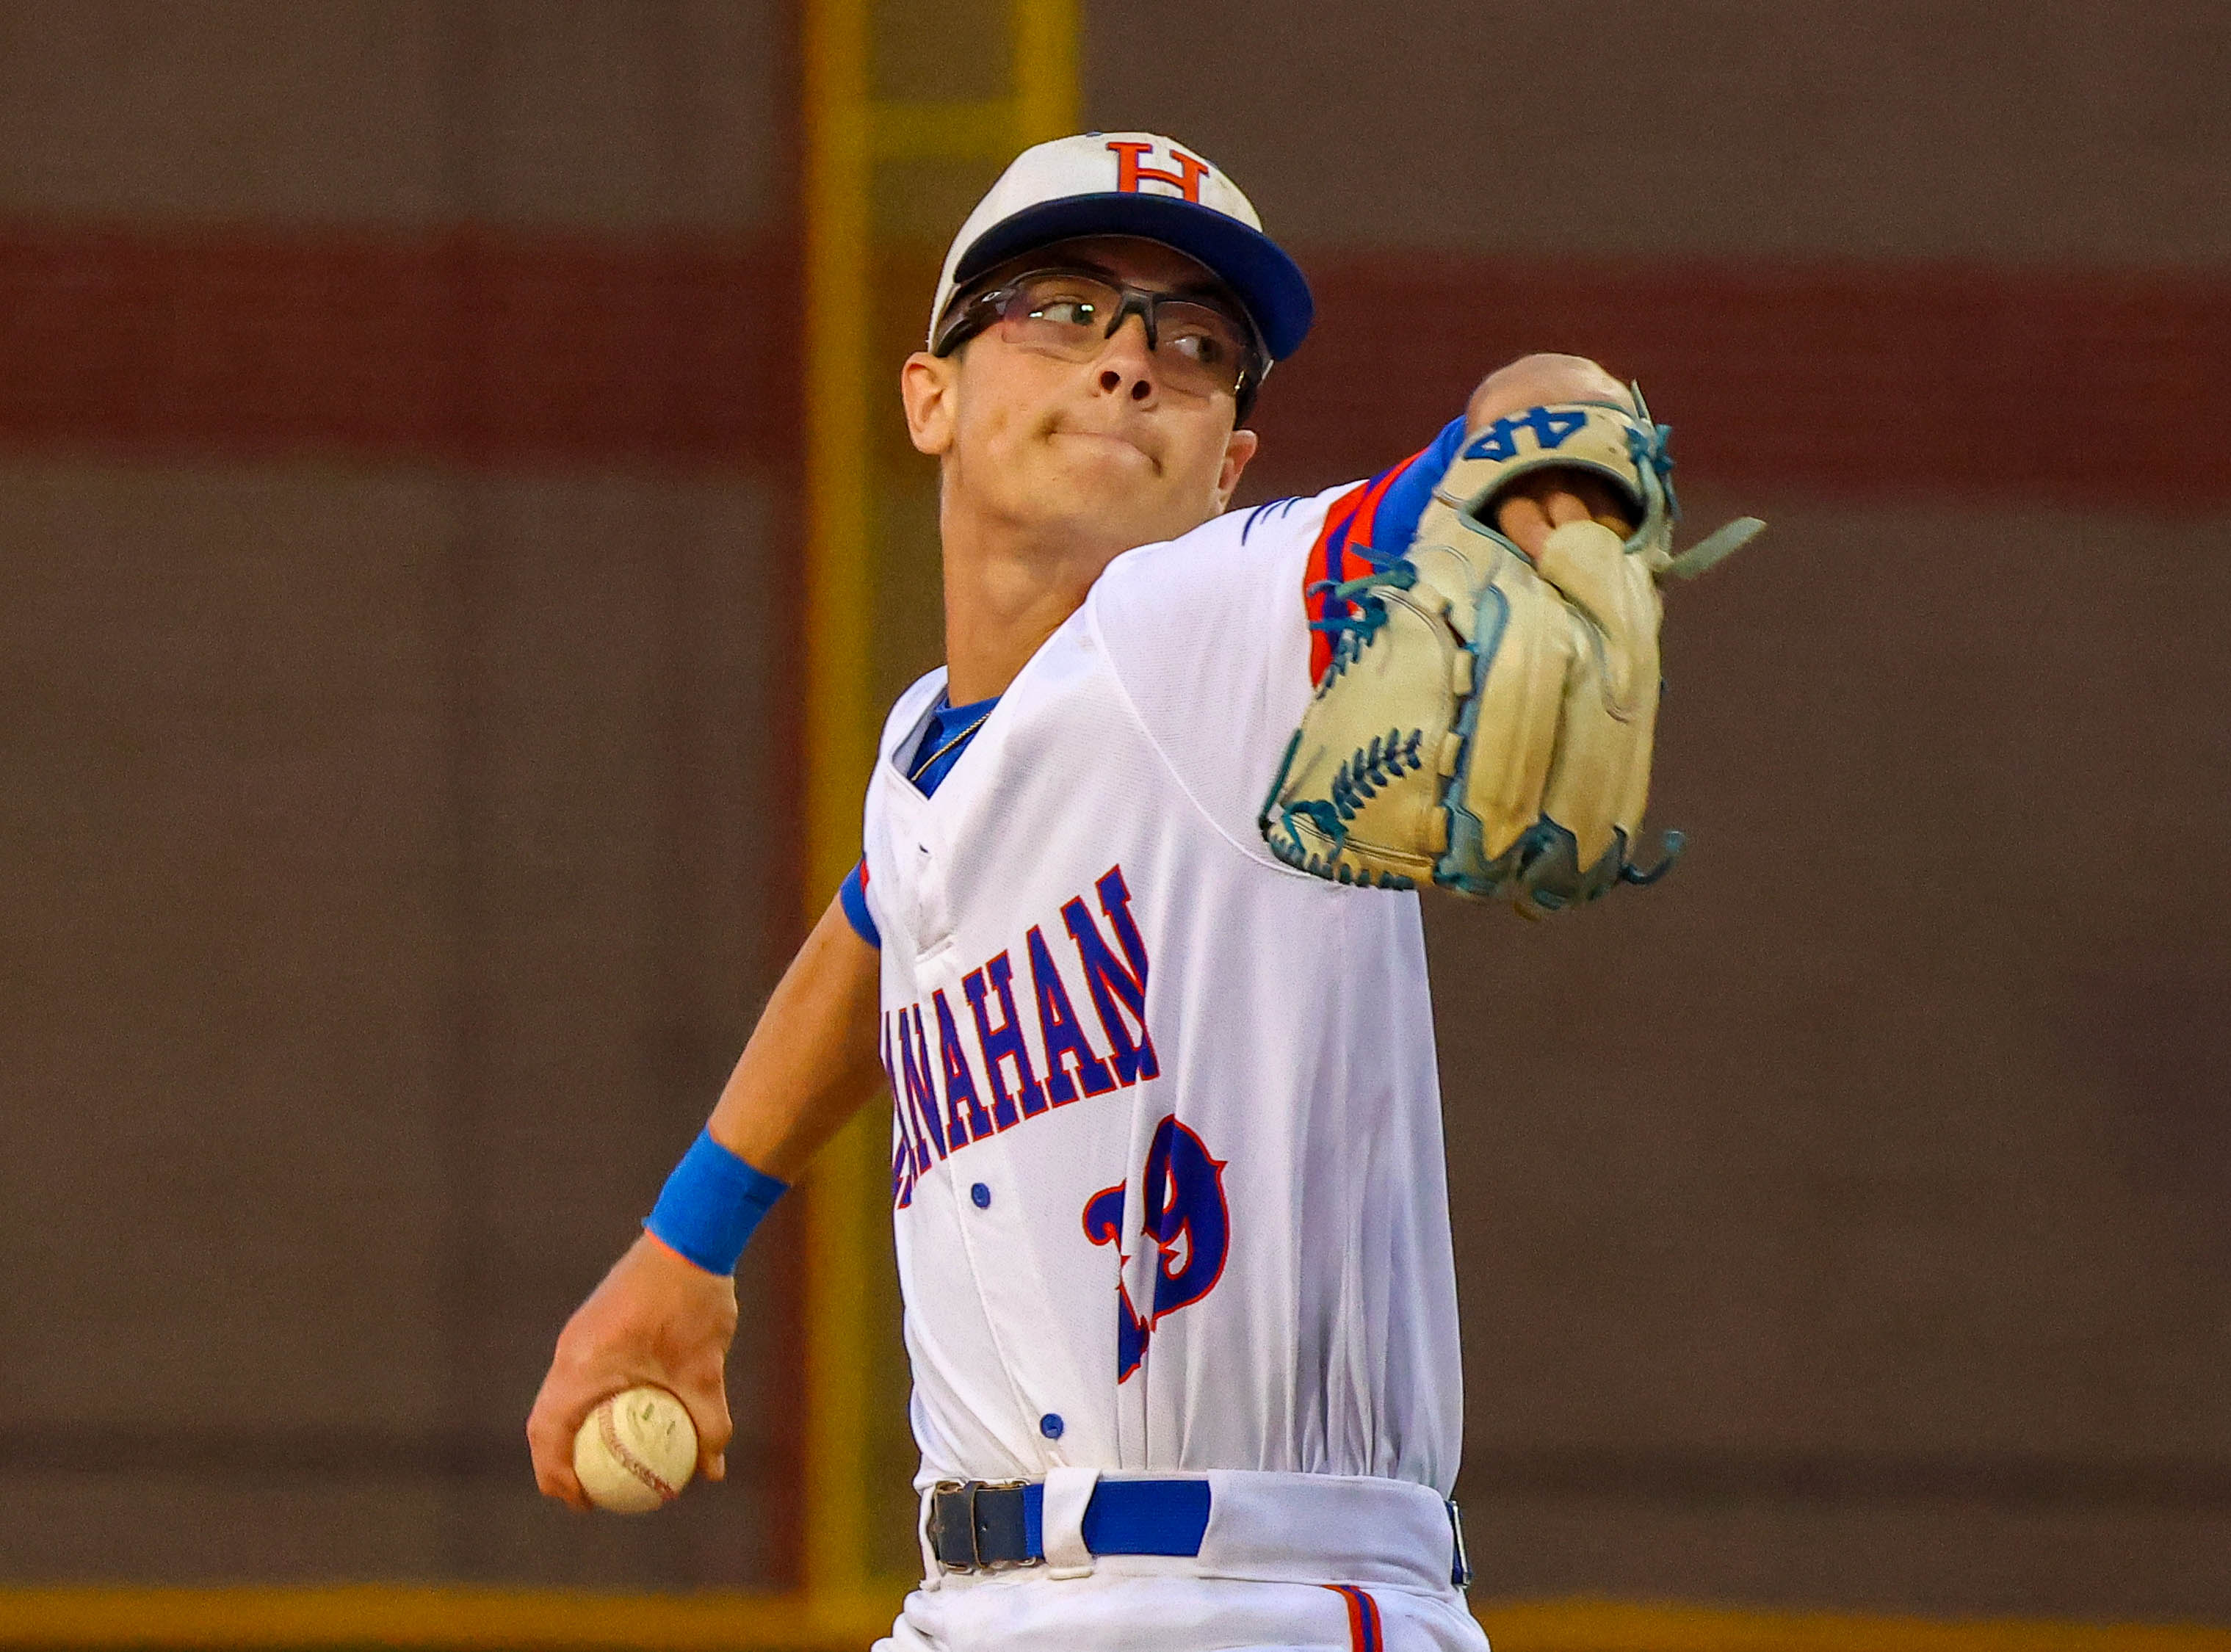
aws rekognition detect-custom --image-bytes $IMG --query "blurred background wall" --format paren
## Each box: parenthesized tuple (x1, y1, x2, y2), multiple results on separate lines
(2, 0, 2226, 1630)
(1082, 0, 2231, 1623)
(1, 0, 803, 1590)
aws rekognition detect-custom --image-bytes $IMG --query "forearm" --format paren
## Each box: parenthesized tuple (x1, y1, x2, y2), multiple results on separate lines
(530, 897, 879, 1504)
(1465, 352, 1632, 434)
(704, 890, 886, 1183)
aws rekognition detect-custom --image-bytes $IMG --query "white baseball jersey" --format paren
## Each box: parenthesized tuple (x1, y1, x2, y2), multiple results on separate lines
(861, 471, 1471, 1503)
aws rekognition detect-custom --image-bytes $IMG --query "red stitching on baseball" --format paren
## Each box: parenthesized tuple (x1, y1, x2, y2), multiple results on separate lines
(599, 1398, 678, 1501)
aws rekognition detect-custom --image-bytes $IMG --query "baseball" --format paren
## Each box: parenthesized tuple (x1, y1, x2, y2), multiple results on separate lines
(571, 1385, 697, 1514)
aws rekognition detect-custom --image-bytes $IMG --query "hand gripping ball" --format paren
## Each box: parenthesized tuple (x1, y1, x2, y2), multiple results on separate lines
(571, 1385, 698, 1513)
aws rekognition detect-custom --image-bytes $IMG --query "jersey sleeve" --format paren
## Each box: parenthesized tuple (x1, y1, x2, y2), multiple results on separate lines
(1088, 418, 1467, 861)
(1301, 416, 1466, 681)
(838, 858, 881, 947)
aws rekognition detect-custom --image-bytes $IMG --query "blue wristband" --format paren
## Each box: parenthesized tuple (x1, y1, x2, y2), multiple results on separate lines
(645, 1128, 789, 1275)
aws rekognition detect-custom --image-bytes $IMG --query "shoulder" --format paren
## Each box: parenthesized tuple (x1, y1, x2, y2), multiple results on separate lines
(1088, 485, 1353, 619)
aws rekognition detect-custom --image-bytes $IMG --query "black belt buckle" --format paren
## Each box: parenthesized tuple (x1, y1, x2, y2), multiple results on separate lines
(928, 1478, 1038, 1573)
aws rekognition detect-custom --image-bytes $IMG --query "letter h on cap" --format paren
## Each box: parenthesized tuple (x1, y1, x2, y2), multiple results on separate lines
(1105, 140, 1207, 202)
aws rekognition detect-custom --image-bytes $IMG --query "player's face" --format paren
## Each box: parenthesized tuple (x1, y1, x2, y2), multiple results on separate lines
(901, 236, 1261, 557)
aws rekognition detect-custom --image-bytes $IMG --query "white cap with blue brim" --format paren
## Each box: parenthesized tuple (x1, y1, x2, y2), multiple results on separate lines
(927, 131, 1315, 363)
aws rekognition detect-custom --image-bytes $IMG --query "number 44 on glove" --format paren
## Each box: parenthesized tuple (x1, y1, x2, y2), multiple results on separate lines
(1259, 389, 1763, 918)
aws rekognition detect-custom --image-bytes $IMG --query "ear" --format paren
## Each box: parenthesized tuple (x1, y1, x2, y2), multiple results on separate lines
(1212, 425, 1260, 511)
(900, 350, 958, 456)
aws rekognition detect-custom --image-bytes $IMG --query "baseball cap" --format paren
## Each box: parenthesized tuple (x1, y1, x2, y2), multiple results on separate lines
(928, 131, 1314, 363)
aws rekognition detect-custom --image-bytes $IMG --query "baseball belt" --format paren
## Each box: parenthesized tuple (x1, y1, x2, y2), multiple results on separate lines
(925, 1477, 1471, 1588)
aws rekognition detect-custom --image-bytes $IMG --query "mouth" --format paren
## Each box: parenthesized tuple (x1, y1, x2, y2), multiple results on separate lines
(1051, 425, 1160, 472)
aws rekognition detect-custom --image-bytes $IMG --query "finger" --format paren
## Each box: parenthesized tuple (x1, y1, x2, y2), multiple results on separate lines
(526, 1406, 588, 1509)
(676, 1372, 734, 1481)
(1580, 478, 1635, 536)
(527, 1418, 591, 1510)
(535, 1461, 590, 1512)
(526, 1370, 601, 1510)
(1494, 493, 1552, 560)
(1543, 489, 1594, 527)
(1573, 477, 1635, 536)
(690, 1399, 732, 1481)
(1538, 473, 1627, 528)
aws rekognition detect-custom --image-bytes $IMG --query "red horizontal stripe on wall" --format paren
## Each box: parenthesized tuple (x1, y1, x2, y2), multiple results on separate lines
(1246, 256, 2231, 511)
(1, 225, 2221, 508)
(0, 223, 798, 469)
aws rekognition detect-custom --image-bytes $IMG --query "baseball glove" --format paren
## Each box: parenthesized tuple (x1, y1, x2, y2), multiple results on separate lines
(1259, 388, 1761, 916)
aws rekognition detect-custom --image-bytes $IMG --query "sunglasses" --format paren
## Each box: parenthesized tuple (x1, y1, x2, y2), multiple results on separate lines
(932, 267, 1268, 416)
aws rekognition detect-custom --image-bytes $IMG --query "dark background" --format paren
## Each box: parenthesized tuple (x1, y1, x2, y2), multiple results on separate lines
(3, 0, 2225, 1623)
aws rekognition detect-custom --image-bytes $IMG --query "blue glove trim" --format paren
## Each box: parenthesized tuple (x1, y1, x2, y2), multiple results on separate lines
(645, 1128, 788, 1275)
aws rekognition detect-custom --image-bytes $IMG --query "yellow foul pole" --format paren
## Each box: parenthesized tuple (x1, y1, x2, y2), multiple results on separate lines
(797, 0, 1079, 1620)
(798, 0, 877, 1619)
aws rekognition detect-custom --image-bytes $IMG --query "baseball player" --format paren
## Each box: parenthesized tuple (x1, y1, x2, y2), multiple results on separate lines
(528, 132, 1756, 1651)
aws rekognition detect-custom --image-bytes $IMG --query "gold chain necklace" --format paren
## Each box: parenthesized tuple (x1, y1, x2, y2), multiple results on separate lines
(908, 706, 993, 784)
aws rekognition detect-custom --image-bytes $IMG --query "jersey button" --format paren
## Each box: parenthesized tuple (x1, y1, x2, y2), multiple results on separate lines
(1039, 1413, 1064, 1440)
(969, 1182, 991, 1209)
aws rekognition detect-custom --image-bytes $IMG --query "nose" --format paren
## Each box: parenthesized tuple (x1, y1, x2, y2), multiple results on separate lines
(1095, 314, 1157, 403)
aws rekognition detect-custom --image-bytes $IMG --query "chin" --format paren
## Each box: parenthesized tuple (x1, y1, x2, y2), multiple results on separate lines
(997, 444, 1209, 549)
(1035, 490, 1166, 554)
(1039, 453, 1159, 513)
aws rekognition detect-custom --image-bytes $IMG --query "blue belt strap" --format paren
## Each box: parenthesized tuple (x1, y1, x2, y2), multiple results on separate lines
(1019, 1477, 1212, 1559)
